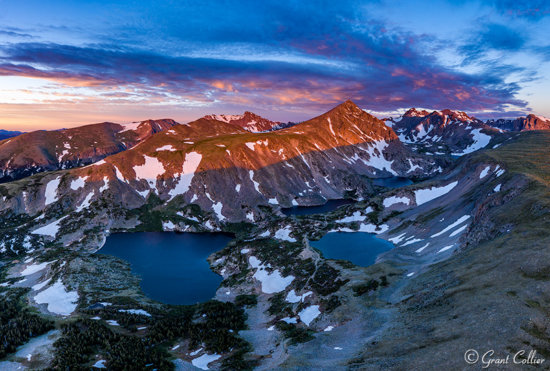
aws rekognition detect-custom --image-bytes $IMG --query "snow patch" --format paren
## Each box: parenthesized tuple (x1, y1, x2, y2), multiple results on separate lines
(274, 226, 296, 242)
(156, 144, 176, 151)
(383, 196, 410, 208)
(431, 215, 470, 238)
(34, 280, 78, 316)
(44, 176, 61, 205)
(414, 181, 458, 206)
(249, 256, 294, 294)
(169, 152, 202, 199)
(31, 216, 68, 237)
(479, 165, 491, 179)
(286, 290, 312, 303)
(70, 176, 87, 190)
(192, 353, 221, 370)
(298, 305, 321, 326)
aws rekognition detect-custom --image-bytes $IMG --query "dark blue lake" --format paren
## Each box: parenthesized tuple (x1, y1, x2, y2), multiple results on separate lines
(310, 232, 394, 266)
(97, 232, 232, 305)
(372, 177, 413, 188)
(282, 199, 355, 216)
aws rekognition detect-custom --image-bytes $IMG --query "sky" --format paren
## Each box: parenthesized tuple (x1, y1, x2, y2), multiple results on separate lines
(0, 0, 549, 130)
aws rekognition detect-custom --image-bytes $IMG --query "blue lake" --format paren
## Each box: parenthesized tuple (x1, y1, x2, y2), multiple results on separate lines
(97, 232, 232, 305)
(372, 177, 413, 188)
(282, 199, 355, 216)
(310, 232, 394, 266)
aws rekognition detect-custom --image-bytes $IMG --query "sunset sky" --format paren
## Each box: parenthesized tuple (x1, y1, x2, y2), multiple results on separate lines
(0, 0, 549, 130)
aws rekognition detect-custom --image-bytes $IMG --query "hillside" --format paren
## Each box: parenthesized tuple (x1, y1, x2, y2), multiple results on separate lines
(0, 119, 178, 183)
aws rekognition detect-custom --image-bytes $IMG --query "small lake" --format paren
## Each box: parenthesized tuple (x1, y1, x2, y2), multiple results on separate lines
(97, 232, 232, 305)
(282, 199, 355, 216)
(310, 232, 394, 266)
(372, 177, 413, 188)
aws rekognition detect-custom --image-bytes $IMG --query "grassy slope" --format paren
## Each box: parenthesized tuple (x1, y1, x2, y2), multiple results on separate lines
(353, 131, 550, 369)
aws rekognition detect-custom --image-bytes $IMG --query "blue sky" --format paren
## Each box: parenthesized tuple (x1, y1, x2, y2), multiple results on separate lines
(0, 0, 549, 130)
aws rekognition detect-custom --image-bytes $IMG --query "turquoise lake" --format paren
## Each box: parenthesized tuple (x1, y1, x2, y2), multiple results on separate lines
(97, 232, 232, 305)
(310, 232, 394, 266)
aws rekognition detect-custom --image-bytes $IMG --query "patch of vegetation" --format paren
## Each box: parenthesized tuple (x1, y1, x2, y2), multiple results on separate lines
(352, 279, 380, 296)
(0, 287, 55, 359)
(321, 295, 342, 313)
(275, 321, 315, 345)
(53, 300, 251, 370)
(223, 222, 257, 239)
(235, 294, 258, 308)
(268, 292, 292, 316)
(309, 263, 349, 296)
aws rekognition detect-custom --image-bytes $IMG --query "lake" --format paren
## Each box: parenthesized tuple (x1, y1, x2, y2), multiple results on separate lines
(282, 199, 355, 216)
(97, 232, 232, 305)
(310, 232, 394, 266)
(372, 177, 413, 188)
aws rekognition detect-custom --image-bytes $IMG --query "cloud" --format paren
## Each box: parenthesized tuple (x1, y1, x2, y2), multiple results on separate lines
(489, 0, 550, 20)
(0, 1, 530, 118)
(459, 23, 527, 61)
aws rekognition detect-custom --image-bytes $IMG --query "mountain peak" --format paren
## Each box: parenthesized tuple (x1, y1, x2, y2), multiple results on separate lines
(403, 108, 430, 118)
(202, 112, 281, 133)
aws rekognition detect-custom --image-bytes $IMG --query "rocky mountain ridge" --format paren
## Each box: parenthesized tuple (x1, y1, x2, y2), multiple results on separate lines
(202, 111, 295, 132)
(0, 119, 178, 183)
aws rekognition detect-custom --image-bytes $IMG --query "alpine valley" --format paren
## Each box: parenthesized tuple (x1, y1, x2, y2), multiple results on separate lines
(2, 100, 550, 370)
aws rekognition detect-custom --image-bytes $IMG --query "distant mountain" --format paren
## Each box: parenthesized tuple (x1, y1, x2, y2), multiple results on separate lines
(0, 129, 22, 141)
(202, 111, 296, 132)
(0, 100, 441, 232)
(485, 114, 550, 132)
(0, 119, 178, 183)
(386, 108, 499, 156)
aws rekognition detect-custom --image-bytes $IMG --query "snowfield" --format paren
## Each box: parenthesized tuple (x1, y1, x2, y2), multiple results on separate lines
(169, 151, 202, 199)
(70, 176, 87, 190)
(286, 289, 312, 303)
(452, 129, 491, 156)
(274, 226, 296, 242)
(75, 191, 94, 212)
(34, 280, 78, 316)
(249, 256, 294, 294)
(431, 215, 470, 238)
(192, 353, 221, 370)
(479, 165, 491, 179)
(44, 176, 61, 205)
(383, 196, 410, 208)
(21, 261, 51, 276)
(31, 216, 68, 237)
(298, 305, 321, 326)
(414, 181, 458, 205)
(336, 211, 365, 223)
(133, 155, 165, 185)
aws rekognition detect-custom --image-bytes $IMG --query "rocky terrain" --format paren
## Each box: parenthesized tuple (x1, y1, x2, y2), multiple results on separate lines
(202, 111, 295, 132)
(385, 108, 500, 156)
(486, 114, 550, 132)
(0, 119, 178, 183)
(0, 101, 549, 370)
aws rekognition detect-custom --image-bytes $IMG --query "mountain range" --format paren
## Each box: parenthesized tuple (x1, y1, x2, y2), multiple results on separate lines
(0, 101, 441, 232)
(1, 100, 550, 369)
